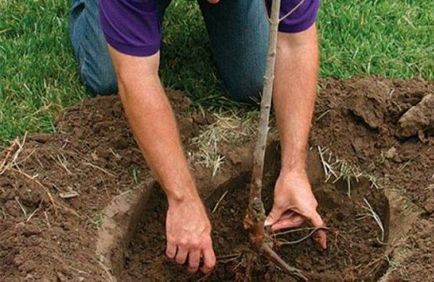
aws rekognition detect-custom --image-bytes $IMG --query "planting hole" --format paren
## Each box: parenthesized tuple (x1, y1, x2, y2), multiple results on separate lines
(115, 146, 390, 281)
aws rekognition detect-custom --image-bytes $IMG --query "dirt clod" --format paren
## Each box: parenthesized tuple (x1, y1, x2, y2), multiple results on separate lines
(397, 93, 434, 139)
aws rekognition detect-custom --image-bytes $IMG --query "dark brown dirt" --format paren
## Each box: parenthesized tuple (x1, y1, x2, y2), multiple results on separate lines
(0, 77, 432, 281)
(122, 148, 390, 281)
(311, 77, 434, 282)
(312, 77, 433, 211)
(0, 90, 222, 281)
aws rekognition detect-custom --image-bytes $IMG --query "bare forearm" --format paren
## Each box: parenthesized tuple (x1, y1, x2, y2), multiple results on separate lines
(274, 25, 319, 172)
(109, 49, 197, 202)
(121, 78, 197, 200)
(106, 47, 216, 273)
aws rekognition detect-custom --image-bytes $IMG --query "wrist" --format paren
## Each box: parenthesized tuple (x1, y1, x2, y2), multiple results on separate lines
(279, 157, 309, 179)
(277, 168, 312, 192)
(165, 176, 201, 205)
(279, 167, 307, 178)
(280, 152, 307, 174)
(167, 191, 205, 215)
(168, 191, 201, 206)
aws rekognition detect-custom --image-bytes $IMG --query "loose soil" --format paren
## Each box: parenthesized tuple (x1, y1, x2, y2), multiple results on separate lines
(0, 77, 432, 281)
(312, 78, 433, 212)
(123, 149, 389, 281)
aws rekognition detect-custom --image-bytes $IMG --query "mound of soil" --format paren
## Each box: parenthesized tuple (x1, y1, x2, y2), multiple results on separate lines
(0, 77, 432, 281)
(313, 78, 433, 211)
(123, 148, 389, 281)
(311, 77, 434, 281)
(0, 90, 233, 281)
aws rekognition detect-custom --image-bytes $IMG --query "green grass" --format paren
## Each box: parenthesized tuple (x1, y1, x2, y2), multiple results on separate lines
(0, 0, 433, 144)
(319, 0, 433, 78)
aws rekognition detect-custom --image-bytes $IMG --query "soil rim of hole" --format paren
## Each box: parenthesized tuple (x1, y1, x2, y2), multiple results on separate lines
(96, 170, 405, 281)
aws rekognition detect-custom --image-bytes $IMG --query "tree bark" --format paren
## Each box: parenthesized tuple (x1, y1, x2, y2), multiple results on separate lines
(245, 0, 281, 247)
(244, 1, 308, 280)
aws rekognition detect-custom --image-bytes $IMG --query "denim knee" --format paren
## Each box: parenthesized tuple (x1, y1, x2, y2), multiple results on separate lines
(69, 0, 118, 96)
(80, 64, 118, 96)
(223, 74, 263, 104)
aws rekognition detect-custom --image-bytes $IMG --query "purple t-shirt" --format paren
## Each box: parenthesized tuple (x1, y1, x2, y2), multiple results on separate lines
(100, 0, 320, 57)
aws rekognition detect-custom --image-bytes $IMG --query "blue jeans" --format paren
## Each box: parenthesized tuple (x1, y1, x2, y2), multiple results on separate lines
(69, 0, 269, 103)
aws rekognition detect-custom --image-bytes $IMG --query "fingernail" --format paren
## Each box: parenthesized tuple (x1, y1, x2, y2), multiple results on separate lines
(264, 218, 271, 226)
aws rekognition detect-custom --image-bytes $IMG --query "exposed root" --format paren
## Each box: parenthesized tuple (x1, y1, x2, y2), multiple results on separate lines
(275, 226, 330, 246)
(274, 226, 323, 236)
(217, 252, 242, 264)
(261, 243, 307, 281)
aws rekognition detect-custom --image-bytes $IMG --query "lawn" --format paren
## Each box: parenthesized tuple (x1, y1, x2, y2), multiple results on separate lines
(0, 0, 433, 145)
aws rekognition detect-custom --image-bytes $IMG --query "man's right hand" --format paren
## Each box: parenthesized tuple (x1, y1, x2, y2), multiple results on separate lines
(165, 196, 216, 274)
(106, 48, 215, 274)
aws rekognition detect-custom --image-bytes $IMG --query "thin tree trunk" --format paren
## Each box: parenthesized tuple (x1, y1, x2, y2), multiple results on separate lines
(245, 0, 281, 247)
(244, 0, 307, 280)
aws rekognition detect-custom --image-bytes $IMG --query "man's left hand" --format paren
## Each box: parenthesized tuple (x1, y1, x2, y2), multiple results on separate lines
(265, 169, 327, 249)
